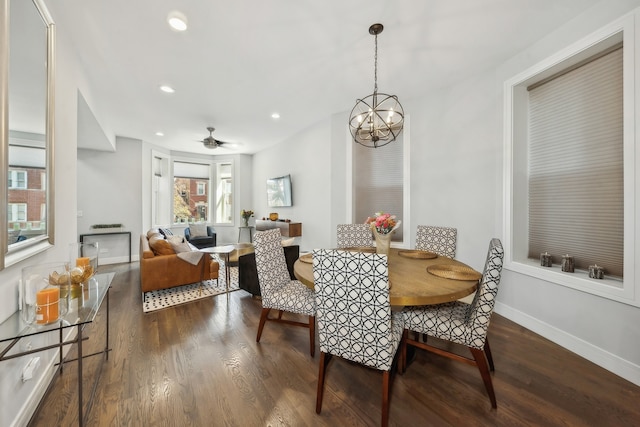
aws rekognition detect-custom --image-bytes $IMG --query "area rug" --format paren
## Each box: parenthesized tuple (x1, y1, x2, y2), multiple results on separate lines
(143, 266, 239, 313)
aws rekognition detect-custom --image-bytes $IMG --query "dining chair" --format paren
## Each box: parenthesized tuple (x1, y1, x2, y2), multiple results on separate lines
(336, 223, 374, 249)
(415, 225, 457, 258)
(313, 249, 403, 427)
(253, 229, 316, 356)
(400, 238, 504, 408)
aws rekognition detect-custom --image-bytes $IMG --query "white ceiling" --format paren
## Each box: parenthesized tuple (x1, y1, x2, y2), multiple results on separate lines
(48, 0, 600, 155)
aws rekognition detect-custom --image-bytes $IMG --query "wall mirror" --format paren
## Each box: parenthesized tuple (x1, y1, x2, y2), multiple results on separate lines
(1, 0, 55, 270)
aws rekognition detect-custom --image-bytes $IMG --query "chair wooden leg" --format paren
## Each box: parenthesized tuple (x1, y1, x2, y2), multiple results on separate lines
(277, 310, 284, 319)
(309, 315, 316, 357)
(470, 347, 497, 408)
(399, 329, 408, 374)
(256, 308, 270, 342)
(316, 352, 332, 414)
(381, 370, 391, 427)
(484, 339, 495, 372)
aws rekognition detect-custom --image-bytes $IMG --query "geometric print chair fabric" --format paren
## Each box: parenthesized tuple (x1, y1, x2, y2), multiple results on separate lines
(401, 238, 504, 408)
(253, 228, 316, 356)
(336, 223, 374, 249)
(415, 225, 457, 258)
(313, 249, 403, 426)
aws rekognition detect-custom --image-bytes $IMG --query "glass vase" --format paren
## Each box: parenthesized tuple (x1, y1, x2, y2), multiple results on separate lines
(21, 262, 70, 325)
(372, 229, 393, 255)
(68, 242, 99, 311)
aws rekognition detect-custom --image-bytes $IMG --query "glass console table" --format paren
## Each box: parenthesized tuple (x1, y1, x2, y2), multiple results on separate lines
(0, 272, 114, 426)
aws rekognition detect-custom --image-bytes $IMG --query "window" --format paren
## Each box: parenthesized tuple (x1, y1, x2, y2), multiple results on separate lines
(504, 17, 638, 305)
(348, 118, 411, 245)
(527, 46, 623, 277)
(197, 181, 206, 196)
(215, 163, 233, 224)
(173, 160, 210, 223)
(8, 170, 27, 189)
(8, 203, 27, 222)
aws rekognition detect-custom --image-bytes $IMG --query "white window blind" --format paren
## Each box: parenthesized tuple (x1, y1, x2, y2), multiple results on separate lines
(527, 47, 623, 277)
(354, 136, 404, 242)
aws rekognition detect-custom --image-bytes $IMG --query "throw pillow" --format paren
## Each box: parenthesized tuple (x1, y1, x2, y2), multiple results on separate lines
(149, 235, 174, 255)
(169, 237, 193, 254)
(189, 223, 208, 238)
(147, 229, 161, 239)
(167, 235, 184, 245)
(159, 228, 174, 237)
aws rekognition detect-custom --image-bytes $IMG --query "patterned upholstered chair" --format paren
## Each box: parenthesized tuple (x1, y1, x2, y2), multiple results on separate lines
(400, 238, 504, 408)
(254, 229, 316, 356)
(415, 225, 457, 258)
(313, 249, 403, 426)
(336, 224, 374, 249)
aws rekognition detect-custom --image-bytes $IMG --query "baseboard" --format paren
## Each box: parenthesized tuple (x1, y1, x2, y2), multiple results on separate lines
(99, 255, 132, 265)
(10, 361, 57, 427)
(494, 302, 640, 387)
(10, 328, 77, 427)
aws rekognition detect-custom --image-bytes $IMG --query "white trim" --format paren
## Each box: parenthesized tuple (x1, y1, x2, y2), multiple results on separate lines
(495, 302, 640, 387)
(503, 12, 639, 307)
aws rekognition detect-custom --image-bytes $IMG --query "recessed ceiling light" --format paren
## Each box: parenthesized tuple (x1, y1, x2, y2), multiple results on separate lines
(271, 113, 280, 119)
(167, 11, 188, 31)
(155, 132, 164, 137)
(159, 85, 175, 93)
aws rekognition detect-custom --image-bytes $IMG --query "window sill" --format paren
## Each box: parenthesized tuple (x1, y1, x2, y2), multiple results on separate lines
(5, 238, 53, 268)
(505, 258, 639, 307)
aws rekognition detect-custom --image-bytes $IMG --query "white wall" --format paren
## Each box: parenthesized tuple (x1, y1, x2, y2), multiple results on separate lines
(252, 118, 333, 252)
(77, 137, 143, 264)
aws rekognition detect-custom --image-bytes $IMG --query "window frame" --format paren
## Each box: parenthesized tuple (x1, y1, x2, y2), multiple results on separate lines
(213, 161, 234, 226)
(503, 14, 638, 306)
(8, 203, 26, 222)
(8, 170, 27, 189)
(171, 157, 213, 224)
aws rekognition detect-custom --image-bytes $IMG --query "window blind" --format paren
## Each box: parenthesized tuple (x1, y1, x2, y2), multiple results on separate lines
(527, 47, 623, 277)
(354, 136, 404, 242)
(173, 161, 209, 179)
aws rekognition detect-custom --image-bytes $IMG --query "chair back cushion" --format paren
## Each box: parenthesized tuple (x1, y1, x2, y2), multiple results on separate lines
(254, 229, 291, 306)
(189, 223, 208, 237)
(313, 249, 402, 371)
(415, 225, 457, 258)
(336, 224, 374, 248)
(466, 238, 504, 347)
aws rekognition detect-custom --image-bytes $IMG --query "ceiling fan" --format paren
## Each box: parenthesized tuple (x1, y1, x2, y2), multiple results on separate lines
(200, 126, 231, 149)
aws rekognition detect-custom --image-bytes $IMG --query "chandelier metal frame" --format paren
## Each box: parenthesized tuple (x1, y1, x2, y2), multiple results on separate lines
(348, 23, 404, 148)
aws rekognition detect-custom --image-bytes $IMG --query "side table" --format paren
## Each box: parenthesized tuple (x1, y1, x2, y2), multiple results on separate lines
(238, 226, 255, 243)
(201, 245, 236, 293)
(0, 272, 114, 427)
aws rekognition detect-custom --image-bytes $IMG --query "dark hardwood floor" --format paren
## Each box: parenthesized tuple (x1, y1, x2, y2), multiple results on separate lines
(29, 262, 640, 426)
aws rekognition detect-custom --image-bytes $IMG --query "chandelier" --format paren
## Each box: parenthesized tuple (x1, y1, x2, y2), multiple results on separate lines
(348, 23, 404, 148)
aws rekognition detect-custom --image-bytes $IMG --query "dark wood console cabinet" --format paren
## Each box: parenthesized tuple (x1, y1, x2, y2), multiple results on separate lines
(255, 220, 302, 237)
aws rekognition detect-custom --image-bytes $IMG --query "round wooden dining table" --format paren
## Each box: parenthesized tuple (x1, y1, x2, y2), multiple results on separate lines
(293, 248, 480, 306)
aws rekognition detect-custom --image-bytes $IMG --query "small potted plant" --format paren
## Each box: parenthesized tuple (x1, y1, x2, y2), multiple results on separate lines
(240, 209, 254, 227)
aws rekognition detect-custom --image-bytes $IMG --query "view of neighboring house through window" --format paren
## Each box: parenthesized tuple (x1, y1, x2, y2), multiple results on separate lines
(7, 141, 46, 244)
(173, 160, 211, 223)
